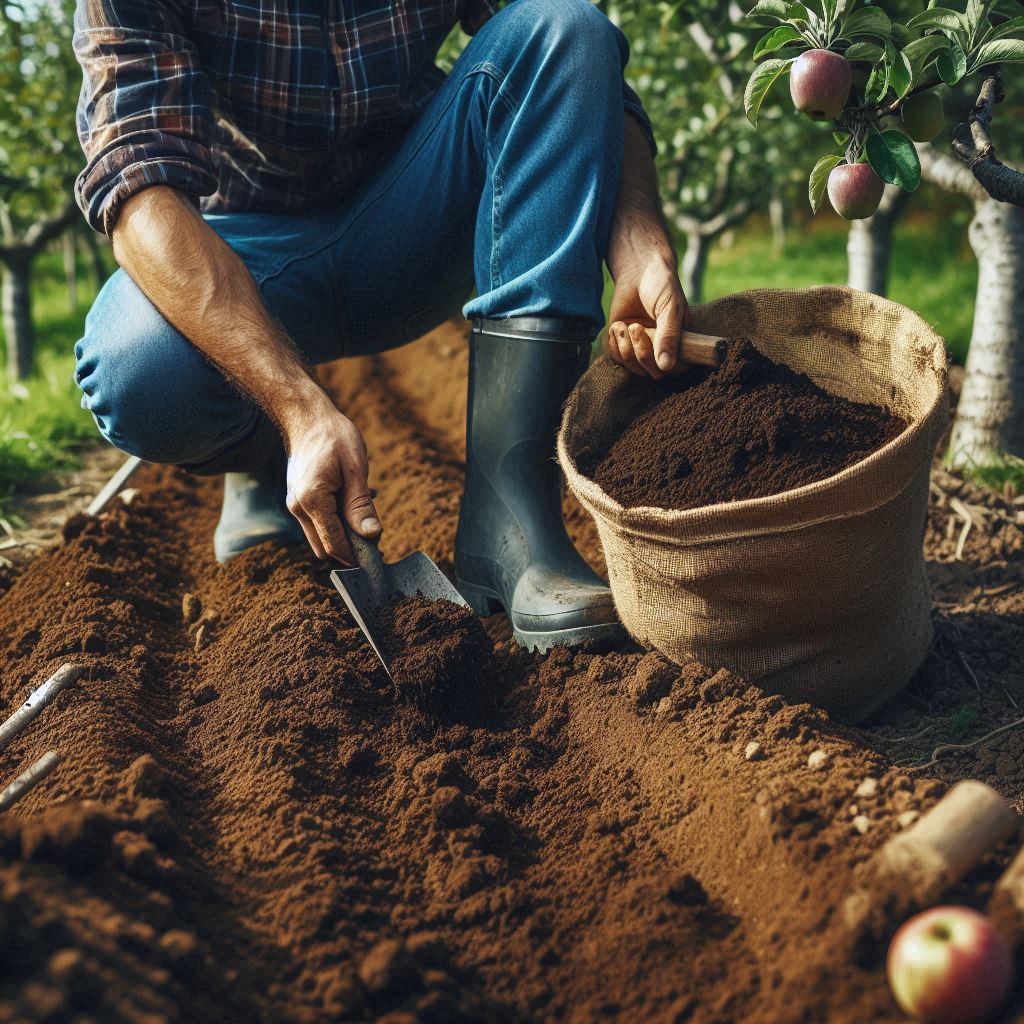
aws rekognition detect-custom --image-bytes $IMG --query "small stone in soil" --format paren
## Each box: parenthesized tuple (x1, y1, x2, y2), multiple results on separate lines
(897, 810, 920, 829)
(807, 749, 829, 771)
(852, 815, 870, 835)
(854, 777, 879, 799)
(744, 741, 765, 762)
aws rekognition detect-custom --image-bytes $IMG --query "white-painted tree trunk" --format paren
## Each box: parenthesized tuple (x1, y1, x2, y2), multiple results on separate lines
(948, 199, 1024, 465)
(846, 185, 909, 297)
(681, 232, 710, 304)
(2, 255, 33, 381)
(769, 191, 786, 253)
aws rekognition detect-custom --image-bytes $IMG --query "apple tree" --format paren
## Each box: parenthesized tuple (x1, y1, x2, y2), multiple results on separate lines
(0, 0, 80, 381)
(602, 0, 812, 301)
(742, 0, 1024, 468)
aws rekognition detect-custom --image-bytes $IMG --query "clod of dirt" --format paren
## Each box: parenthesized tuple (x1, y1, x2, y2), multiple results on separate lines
(807, 749, 830, 771)
(590, 339, 906, 509)
(377, 595, 496, 713)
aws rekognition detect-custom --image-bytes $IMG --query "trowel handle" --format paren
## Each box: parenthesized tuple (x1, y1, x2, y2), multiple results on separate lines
(640, 327, 728, 369)
(344, 525, 391, 604)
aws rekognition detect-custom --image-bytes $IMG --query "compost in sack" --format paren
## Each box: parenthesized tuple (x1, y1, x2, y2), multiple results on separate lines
(558, 286, 949, 723)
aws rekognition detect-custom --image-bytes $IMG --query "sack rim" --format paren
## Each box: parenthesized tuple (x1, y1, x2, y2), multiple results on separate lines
(558, 287, 949, 540)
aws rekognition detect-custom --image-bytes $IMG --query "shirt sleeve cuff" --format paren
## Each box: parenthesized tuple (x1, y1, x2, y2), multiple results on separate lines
(623, 83, 657, 157)
(76, 144, 217, 236)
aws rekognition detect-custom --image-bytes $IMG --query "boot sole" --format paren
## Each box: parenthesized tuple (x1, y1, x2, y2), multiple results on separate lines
(457, 581, 625, 654)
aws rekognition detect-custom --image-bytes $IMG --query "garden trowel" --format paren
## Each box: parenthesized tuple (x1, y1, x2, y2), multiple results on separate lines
(330, 525, 469, 681)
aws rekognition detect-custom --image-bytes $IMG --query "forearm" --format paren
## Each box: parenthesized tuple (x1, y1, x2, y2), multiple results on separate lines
(111, 186, 331, 440)
(606, 114, 675, 279)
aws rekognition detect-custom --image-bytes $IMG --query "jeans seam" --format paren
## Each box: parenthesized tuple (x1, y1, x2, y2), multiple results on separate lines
(259, 61, 514, 288)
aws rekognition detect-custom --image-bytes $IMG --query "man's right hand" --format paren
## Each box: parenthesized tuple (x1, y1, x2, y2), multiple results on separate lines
(282, 400, 382, 564)
(112, 187, 381, 565)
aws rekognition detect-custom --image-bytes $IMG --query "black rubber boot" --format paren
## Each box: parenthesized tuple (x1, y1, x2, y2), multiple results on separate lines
(185, 415, 304, 564)
(455, 316, 622, 652)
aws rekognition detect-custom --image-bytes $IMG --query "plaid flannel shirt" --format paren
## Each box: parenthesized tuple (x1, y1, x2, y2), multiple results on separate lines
(73, 0, 654, 236)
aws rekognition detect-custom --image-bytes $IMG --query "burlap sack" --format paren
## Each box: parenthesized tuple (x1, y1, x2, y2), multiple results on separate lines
(558, 286, 949, 723)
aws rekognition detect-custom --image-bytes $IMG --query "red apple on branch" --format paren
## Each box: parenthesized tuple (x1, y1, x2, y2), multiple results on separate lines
(790, 49, 852, 120)
(886, 906, 1014, 1023)
(827, 162, 885, 220)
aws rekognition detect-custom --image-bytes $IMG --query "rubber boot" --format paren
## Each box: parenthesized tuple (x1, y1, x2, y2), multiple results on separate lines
(455, 316, 622, 652)
(186, 415, 304, 564)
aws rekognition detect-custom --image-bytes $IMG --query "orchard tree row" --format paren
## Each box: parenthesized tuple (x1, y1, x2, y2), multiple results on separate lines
(737, 0, 1024, 468)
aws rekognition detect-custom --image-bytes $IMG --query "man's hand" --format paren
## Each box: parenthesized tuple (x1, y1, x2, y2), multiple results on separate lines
(282, 400, 382, 564)
(604, 114, 688, 379)
(607, 253, 687, 379)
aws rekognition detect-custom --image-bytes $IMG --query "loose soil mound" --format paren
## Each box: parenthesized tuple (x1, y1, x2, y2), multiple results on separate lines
(379, 594, 496, 713)
(0, 322, 1020, 1023)
(591, 338, 906, 509)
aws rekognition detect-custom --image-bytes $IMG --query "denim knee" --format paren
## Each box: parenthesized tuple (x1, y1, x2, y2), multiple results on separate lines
(75, 270, 256, 465)
(498, 0, 627, 67)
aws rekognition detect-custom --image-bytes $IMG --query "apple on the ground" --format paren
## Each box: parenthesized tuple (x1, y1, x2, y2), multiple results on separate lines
(886, 905, 1014, 1024)
(827, 162, 885, 220)
(790, 49, 851, 120)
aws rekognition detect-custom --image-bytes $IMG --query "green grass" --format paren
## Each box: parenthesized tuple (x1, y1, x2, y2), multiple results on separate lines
(702, 215, 977, 364)
(0, 248, 110, 515)
(962, 453, 1024, 496)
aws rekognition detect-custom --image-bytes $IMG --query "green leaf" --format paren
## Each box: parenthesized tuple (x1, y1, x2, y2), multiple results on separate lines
(971, 37, 1024, 68)
(990, 16, 1024, 38)
(888, 44, 913, 97)
(745, 0, 790, 25)
(833, 129, 851, 145)
(844, 40, 883, 61)
(965, 0, 988, 38)
(754, 25, 804, 59)
(785, 2, 811, 19)
(744, 57, 794, 127)
(865, 58, 889, 103)
(833, 0, 854, 19)
(890, 22, 911, 46)
(809, 154, 842, 214)
(866, 129, 921, 191)
(843, 7, 891, 39)
(903, 35, 951, 83)
(907, 8, 967, 33)
(936, 35, 967, 83)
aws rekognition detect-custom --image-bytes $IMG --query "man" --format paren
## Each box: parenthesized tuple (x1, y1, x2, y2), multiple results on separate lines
(73, 0, 687, 652)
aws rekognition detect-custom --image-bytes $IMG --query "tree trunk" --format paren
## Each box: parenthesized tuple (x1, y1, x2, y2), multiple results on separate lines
(64, 231, 77, 311)
(769, 191, 786, 253)
(2, 253, 33, 381)
(948, 199, 1024, 465)
(681, 232, 710, 304)
(846, 185, 909, 296)
(82, 228, 110, 290)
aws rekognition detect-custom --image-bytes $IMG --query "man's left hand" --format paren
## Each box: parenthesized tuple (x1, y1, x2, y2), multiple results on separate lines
(607, 252, 688, 379)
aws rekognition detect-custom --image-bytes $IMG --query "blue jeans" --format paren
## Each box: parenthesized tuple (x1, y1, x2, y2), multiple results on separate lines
(75, 0, 627, 467)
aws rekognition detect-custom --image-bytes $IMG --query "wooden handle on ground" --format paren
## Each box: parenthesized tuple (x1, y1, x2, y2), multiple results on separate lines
(842, 781, 1017, 938)
(639, 327, 729, 369)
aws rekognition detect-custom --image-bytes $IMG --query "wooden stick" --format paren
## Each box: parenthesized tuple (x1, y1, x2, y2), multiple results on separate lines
(843, 781, 1017, 937)
(86, 455, 143, 516)
(988, 845, 1024, 946)
(640, 327, 729, 369)
(0, 664, 80, 754)
(0, 751, 62, 812)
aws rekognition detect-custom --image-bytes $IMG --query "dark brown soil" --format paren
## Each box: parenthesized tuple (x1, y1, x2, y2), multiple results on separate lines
(590, 338, 907, 509)
(378, 594, 496, 714)
(0, 321, 1020, 1024)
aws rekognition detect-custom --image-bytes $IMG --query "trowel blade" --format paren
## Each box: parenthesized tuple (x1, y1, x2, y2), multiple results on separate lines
(329, 550, 469, 679)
